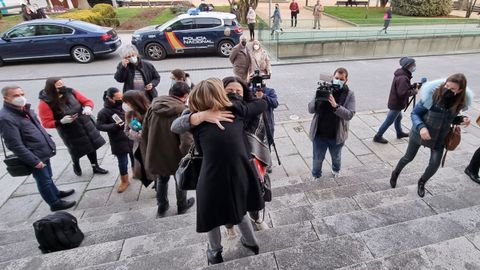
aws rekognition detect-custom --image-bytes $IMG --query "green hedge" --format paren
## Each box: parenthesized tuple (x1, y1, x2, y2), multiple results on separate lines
(391, 0, 453, 16)
(58, 4, 119, 27)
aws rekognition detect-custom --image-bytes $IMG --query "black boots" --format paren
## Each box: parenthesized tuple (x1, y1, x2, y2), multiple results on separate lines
(240, 237, 259, 255)
(397, 132, 409, 139)
(206, 249, 223, 265)
(178, 198, 195, 215)
(59, 189, 75, 198)
(373, 135, 388, 144)
(390, 170, 399, 188)
(156, 180, 170, 217)
(50, 200, 76, 211)
(465, 167, 480, 184)
(417, 178, 427, 198)
(73, 162, 82, 176)
(92, 164, 108, 174)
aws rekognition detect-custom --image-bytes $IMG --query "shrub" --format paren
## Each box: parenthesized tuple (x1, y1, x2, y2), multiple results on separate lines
(92, 4, 119, 26)
(391, 0, 453, 16)
(58, 4, 119, 27)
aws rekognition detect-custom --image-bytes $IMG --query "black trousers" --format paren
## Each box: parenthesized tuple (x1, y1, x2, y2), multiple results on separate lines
(291, 12, 298, 27)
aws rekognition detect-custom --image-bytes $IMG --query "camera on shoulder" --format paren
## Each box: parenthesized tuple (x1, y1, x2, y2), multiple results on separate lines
(315, 74, 340, 102)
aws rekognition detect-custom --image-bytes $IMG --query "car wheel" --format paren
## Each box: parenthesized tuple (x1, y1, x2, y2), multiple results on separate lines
(145, 43, 166, 60)
(217, 40, 234, 57)
(71, 45, 94, 63)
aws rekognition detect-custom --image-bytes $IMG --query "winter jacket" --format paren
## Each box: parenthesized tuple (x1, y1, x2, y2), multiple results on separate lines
(247, 9, 256, 24)
(229, 44, 251, 82)
(114, 58, 160, 102)
(38, 88, 105, 159)
(387, 68, 416, 110)
(96, 101, 133, 156)
(142, 95, 193, 176)
(308, 86, 356, 145)
(410, 79, 473, 150)
(0, 102, 56, 167)
(250, 49, 271, 76)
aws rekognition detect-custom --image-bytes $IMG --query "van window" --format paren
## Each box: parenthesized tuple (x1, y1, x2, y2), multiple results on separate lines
(195, 18, 222, 29)
(170, 19, 194, 31)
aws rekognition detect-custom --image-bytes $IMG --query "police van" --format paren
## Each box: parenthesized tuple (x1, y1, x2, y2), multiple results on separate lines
(131, 9, 243, 60)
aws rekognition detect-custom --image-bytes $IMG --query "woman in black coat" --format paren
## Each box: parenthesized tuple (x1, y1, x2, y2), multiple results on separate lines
(38, 77, 108, 176)
(96, 88, 134, 193)
(189, 78, 267, 265)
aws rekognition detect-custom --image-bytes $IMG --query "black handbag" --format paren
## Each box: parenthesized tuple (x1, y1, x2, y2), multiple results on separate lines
(1, 135, 33, 177)
(175, 144, 202, 190)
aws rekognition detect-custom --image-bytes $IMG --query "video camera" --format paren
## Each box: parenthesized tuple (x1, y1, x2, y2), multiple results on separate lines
(315, 74, 340, 101)
(250, 69, 271, 90)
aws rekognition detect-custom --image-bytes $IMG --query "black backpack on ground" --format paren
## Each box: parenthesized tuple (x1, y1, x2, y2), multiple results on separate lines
(33, 212, 84, 253)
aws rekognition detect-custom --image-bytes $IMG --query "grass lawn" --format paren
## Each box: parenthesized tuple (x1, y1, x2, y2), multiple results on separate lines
(0, 15, 22, 33)
(149, 7, 176, 25)
(116, 8, 147, 24)
(324, 7, 480, 25)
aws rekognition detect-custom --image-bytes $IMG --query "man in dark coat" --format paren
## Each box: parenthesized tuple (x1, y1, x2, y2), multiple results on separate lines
(142, 82, 195, 217)
(0, 86, 75, 211)
(114, 44, 161, 102)
(374, 57, 419, 144)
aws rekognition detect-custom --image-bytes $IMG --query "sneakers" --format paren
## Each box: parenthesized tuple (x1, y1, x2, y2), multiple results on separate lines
(331, 170, 340, 178)
(373, 135, 388, 144)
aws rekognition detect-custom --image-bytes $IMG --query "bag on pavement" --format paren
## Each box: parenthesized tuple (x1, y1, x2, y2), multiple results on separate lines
(33, 212, 84, 253)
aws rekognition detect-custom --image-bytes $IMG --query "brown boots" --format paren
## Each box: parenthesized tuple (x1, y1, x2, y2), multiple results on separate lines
(117, 174, 130, 193)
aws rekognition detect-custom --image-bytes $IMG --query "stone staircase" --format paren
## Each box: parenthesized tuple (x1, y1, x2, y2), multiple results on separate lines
(1, 148, 480, 269)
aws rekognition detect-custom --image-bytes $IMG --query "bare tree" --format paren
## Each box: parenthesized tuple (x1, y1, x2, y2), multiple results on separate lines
(465, 0, 478, 17)
(380, 0, 389, 7)
(236, 0, 259, 24)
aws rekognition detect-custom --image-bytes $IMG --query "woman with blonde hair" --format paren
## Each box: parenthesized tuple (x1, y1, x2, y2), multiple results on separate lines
(249, 40, 271, 77)
(189, 78, 266, 264)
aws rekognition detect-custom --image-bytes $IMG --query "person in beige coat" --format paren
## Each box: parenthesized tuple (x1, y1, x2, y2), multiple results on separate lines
(229, 37, 251, 82)
(249, 40, 271, 77)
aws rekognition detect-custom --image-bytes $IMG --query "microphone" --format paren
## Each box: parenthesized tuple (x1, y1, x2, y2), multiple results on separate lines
(413, 77, 427, 89)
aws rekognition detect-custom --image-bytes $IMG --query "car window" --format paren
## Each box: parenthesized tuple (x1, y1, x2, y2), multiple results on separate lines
(170, 19, 194, 31)
(7, 25, 37, 38)
(37, 25, 73, 35)
(224, 19, 237, 26)
(195, 18, 222, 29)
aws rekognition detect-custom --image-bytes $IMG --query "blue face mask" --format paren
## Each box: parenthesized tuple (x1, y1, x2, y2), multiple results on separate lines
(332, 79, 345, 89)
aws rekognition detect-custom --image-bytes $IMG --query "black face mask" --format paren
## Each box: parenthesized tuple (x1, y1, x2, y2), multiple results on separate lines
(57, 86, 67, 95)
(227, 92, 242, 101)
(443, 87, 456, 99)
(114, 100, 123, 106)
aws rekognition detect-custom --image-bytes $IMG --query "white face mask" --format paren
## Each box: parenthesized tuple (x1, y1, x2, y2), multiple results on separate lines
(11, 96, 27, 107)
(253, 45, 260, 50)
(128, 56, 138, 64)
(122, 103, 133, 112)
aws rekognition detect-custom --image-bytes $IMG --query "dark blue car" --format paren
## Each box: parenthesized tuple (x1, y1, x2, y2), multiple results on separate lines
(0, 19, 121, 66)
(132, 11, 242, 60)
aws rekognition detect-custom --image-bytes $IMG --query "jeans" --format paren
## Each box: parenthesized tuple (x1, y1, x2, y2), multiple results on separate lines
(394, 137, 443, 182)
(207, 215, 258, 252)
(156, 175, 187, 208)
(291, 12, 297, 27)
(312, 137, 344, 177)
(116, 152, 134, 176)
(32, 159, 60, 205)
(467, 147, 480, 176)
(376, 110, 404, 137)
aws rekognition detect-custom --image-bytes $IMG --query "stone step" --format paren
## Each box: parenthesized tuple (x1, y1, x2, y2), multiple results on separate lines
(340, 234, 480, 269)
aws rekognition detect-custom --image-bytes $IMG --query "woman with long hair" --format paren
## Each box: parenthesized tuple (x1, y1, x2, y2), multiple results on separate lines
(38, 77, 108, 176)
(390, 74, 473, 197)
(96, 87, 134, 193)
(189, 78, 266, 264)
(122, 90, 155, 188)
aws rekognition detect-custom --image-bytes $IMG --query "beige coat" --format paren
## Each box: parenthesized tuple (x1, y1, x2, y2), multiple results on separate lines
(250, 49, 271, 76)
(229, 44, 251, 81)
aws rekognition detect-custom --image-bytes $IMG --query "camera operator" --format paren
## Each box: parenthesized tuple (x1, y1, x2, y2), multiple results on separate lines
(374, 57, 419, 144)
(308, 68, 356, 179)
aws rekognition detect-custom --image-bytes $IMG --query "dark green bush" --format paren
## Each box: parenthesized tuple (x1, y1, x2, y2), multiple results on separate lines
(391, 0, 453, 16)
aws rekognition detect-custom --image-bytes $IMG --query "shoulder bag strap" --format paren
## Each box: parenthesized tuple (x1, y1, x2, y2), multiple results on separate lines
(1, 134, 7, 157)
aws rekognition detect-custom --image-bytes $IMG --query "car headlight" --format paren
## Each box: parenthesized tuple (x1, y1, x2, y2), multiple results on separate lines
(132, 34, 141, 40)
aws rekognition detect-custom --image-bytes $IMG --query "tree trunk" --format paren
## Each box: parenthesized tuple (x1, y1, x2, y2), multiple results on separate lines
(466, 0, 478, 18)
(77, 0, 91, 9)
(380, 0, 388, 7)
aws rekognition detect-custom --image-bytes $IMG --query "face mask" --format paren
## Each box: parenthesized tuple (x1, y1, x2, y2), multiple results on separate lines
(11, 96, 27, 107)
(128, 56, 138, 64)
(171, 79, 177, 87)
(122, 103, 133, 112)
(410, 67, 416, 73)
(114, 100, 123, 106)
(332, 79, 345, 89)
(241, 41, 247, 46)
(253, 45, 260, 50)
(227, 92, 242, 100)
(57, 86, 67, 94)
(443, 88, 456, 99)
